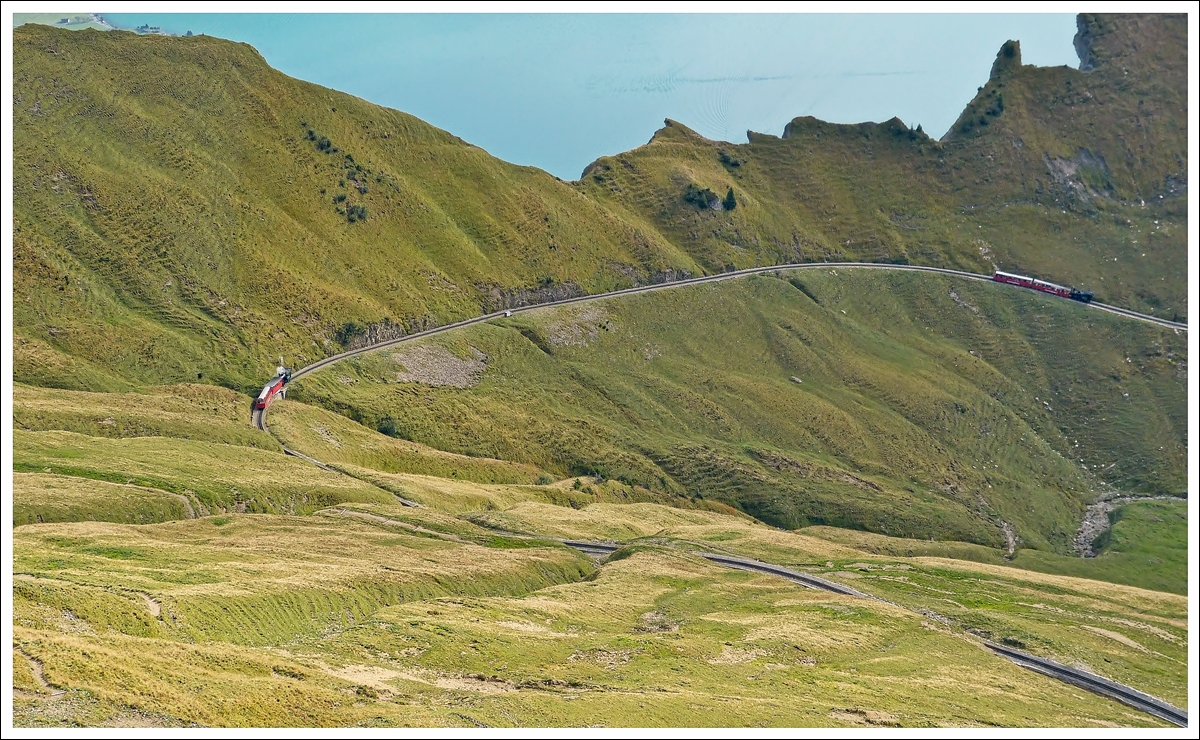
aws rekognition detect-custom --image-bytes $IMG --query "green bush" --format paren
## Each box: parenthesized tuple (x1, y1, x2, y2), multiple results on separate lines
(334, 320, 366, 346)
(683, 183, 718, 209)
(376, 415, 400, 438)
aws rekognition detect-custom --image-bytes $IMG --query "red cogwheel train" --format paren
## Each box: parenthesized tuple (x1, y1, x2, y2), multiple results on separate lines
(254, 368, 292, 410)
(992, 270, 1093, 303)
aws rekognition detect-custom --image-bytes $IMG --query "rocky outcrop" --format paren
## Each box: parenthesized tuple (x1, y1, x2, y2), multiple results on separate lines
(342, 319, 408, 351)
(480, 280, 587, 312)
(989, 40, 1022, 79)
(1074, 16, 1097, 71)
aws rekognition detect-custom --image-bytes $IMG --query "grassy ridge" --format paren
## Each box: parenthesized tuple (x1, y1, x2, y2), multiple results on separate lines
(579, 15, 1187, 318)
(14, 515, 592, 647)
(454, 502, 1187, 706)
(266, 397, 546, 485)
(13, 429, 393, 517)
(13, 16, 1186, 394)
(14, 472, 195, 526)
(803, 498, 1188, 596)
(11, 387, 1185, 724)
(292, 271, 1185, 552)
(14, 382, 278, 449)
(9, 16, 1189, 727)
(12, 24, 693, 390)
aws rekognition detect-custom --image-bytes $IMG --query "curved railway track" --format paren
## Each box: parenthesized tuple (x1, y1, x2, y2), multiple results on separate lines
(250, 263, 1187, 726)
(561, 540, 1187, 727)
(255, 261, 1184, 433)
(983, 641, 1188, 727)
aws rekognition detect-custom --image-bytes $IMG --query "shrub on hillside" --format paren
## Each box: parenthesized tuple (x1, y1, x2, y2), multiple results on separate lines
(376, 415, 400, 438)
(683, 183, 720, 210)
(723, 187, 737, 211)
(683, 183, 736, 211)
(334, 320, 366, 346)
(718, 150, 744, 167)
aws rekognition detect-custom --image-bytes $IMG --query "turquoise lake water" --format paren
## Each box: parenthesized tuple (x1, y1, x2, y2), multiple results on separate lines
(82, 14, 1077, 179)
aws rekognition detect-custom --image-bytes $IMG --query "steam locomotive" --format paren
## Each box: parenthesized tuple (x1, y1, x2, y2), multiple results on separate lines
(993, 271, 1093, 303)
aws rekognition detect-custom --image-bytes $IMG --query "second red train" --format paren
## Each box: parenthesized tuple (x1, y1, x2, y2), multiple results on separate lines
(993, 270, 1093, 303)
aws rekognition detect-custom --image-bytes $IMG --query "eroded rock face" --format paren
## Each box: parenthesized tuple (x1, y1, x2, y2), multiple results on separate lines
(989, 39, 1022, 79)
(480, 281, 587, 312)
(342, 319, 408, 351)
(1074, 16, 1097, 71)
(1073, 493, 1182, 557)
(1042, 147, 1114, 199)
(1072, 12, 1186, 76)
(544, 305, 615, 348)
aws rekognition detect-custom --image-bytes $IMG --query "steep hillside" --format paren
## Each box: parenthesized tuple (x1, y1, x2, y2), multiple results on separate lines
(578, 14, 1187, 319)
(13, 25, 693, 390)
(14, 15, 1187, 394)
(289, 270, 1186, 554)
(11, 16, 1189, 729)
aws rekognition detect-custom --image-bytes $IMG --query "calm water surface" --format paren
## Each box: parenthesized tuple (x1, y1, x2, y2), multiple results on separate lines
(98, 13, 1078, 179)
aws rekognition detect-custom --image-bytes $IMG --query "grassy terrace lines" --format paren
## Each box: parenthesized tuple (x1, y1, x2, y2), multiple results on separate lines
(265, 399, 547, 485)
(10, 14, 1189, 728)
(10, 382, 1186, 726)
(456, 502, 1189, 709)
(13, 514, 593, 646)
(13, 527, 1180, 727)
(15, 382, 279, 449)
(13, 429, 393, 518)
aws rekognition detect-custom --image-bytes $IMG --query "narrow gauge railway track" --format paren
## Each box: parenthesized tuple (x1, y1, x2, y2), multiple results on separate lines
(561, 541, 1187, 727)
(561, 541, 866, 596)
(984, 642, 1188, 727)
(254, 260, 1184, 432)
(251, 264, 1188, 726)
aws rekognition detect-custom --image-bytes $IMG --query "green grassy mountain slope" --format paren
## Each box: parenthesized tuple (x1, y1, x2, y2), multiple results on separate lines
(11, 17, 1188, 727)
(804, 497, 1188, 596)
(13, 24, 695, 390)
(14, 14, 1187, 396)
(10, 321, 1185, 726)
(289, 270, 1185, 554)
(577, 14, 1186, 319)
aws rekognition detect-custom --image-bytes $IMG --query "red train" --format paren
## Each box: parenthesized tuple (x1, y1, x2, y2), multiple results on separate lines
(254, 370, 292, 410)
(993, 271, 1093, 303)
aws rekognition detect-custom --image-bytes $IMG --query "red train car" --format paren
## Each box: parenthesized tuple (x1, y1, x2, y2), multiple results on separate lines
(254, 371, 291, 410)
(993, 271, 1092, 303)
